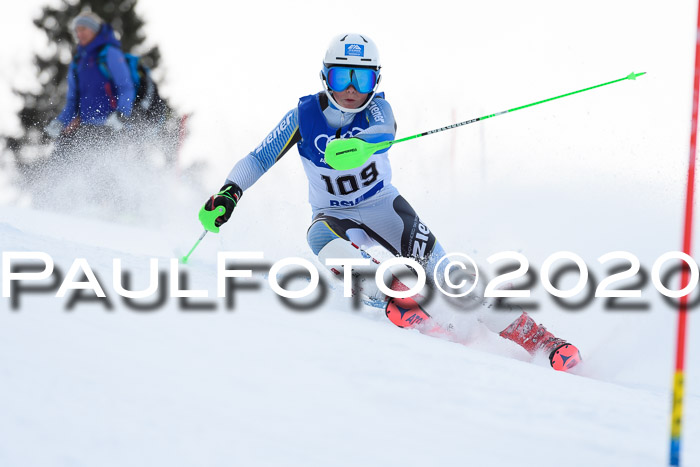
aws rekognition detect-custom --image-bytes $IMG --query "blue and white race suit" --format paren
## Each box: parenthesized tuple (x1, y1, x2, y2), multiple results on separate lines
(225, 92, 446, 274)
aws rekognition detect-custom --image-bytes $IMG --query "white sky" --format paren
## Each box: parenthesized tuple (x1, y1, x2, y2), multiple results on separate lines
(0, 0, 696, 199)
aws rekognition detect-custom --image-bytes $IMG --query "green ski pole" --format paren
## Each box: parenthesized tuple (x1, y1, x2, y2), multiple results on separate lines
(325, 71, 646, 170)
(180, 204, 228, 264)
(181, 230, 208, 264)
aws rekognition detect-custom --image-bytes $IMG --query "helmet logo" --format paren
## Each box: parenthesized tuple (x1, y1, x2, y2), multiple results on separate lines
(344, 44, 364, 57)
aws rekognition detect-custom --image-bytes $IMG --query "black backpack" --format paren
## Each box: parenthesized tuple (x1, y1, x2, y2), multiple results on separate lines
(71, 45, 167, 123)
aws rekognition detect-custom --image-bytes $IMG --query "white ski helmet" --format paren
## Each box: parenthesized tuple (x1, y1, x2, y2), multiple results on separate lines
(320, 33, 382, 114)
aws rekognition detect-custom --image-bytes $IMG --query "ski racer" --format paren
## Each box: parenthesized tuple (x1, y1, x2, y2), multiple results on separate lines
(203, 33, 581, 371)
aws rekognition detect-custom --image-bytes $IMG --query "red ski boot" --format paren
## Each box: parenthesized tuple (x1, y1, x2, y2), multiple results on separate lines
(499, 312, 581, 371)
(385, 296, 432, 328)
(385, 297, 454, 338)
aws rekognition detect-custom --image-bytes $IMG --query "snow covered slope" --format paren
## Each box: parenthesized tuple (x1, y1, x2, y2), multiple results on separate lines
(1, 202, 699, 467)
(2, 0, 699, 464)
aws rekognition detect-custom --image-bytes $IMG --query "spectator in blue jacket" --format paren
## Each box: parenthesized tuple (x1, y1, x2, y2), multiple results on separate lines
(45, 11, 135, 137)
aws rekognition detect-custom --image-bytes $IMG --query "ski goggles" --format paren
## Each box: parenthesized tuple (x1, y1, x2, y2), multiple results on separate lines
(324, 66, 378, 94)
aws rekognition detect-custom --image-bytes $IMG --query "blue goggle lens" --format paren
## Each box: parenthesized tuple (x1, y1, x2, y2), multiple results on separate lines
(326, 67, 378, 94)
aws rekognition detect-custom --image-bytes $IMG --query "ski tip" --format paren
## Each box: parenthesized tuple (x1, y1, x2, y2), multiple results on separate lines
(627, 71, 646, 80)
(549, 344, 582, 372)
